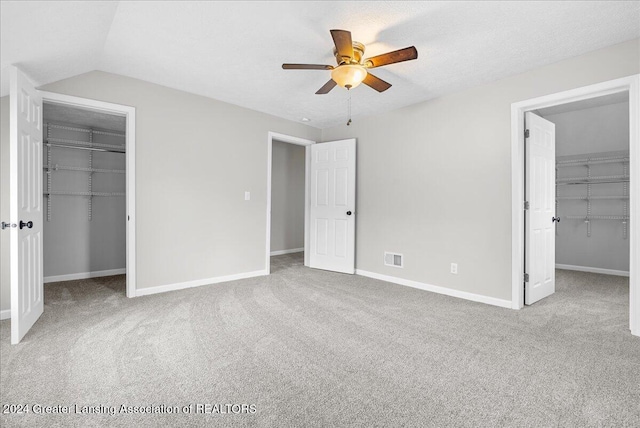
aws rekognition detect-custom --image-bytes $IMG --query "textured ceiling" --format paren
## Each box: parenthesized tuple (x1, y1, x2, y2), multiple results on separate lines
(1, 1, 639, 129)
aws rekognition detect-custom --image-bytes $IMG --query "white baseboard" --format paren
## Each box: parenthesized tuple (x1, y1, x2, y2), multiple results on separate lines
(135, 270, 268, 297)
(44, 268, 126, 283)
(0, 309, 10, 321)
(556, 264, 629, 277)
(355, 269, 512, 309)
(270, 248, 304, 256)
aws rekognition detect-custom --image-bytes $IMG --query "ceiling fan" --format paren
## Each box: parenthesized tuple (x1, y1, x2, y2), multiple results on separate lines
(282, 29, 418, 94)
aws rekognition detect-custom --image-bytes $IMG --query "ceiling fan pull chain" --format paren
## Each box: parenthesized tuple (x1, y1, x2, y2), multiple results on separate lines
(347, 92, 352, 126)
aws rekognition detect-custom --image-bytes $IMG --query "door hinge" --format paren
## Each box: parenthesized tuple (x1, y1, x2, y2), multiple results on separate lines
(524, 129, 530, 138)
(524, 201, 529, 210)
(524, 273, 529, 282)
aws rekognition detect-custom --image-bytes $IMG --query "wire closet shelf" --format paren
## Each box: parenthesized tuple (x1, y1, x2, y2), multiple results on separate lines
(44, 122, 126, 221)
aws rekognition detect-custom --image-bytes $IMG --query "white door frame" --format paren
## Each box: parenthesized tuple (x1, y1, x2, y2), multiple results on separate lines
(510, 74, 640, 337)
(38, 91, 137, 298)
(266, 131, 315, 274)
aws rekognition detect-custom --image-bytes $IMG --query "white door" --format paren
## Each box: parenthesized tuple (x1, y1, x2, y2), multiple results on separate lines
(525, 112, 556, 305)
(309, 139, 356, 274)
(9, 66, 44, 344)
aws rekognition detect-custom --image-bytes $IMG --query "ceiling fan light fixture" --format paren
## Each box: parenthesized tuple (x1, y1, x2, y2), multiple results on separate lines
(331, 64, 367, 89)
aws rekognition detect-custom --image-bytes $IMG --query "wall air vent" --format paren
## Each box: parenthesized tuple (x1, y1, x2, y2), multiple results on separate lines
(384, 252, 403, 268)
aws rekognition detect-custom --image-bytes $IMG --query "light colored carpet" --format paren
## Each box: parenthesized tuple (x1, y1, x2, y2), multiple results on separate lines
(1, 253, 639, 427)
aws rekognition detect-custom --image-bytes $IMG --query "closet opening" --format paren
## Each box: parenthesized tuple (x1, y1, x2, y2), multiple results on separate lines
(524, 93, 631, 317)
(512, 75, 639, 336)
(42, 102, 127, 295)
(537, 92, 630, 279)
(265, 132, 315, 274)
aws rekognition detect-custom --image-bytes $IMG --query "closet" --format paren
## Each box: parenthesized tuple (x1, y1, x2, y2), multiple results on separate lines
(538, 93, 630, 275)
(42, 103, 126, 282)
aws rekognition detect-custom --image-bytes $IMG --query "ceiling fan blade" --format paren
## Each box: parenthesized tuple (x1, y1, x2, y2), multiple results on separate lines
(282, 64, 334, 70)
(364, 46, 418, 68)
(315, 79, 337, 94)
(363, 73, 392, 92)
(330, 29, 354, 61)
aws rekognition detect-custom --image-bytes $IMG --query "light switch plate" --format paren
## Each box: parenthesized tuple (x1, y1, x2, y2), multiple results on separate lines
(244, 191, 250, 201)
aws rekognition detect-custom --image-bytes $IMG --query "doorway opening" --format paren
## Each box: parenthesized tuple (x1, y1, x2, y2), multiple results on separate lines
(511, 75, 639, 337)
(42, 102, 127, 296)
(266, 132, 315, 274)
(538, 93, 630, 277)
(270, 139, 306, 272)
(40, 91, 137, 298)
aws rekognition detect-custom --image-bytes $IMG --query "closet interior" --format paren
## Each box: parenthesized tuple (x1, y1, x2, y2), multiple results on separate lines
(537, 92, 630, 276)
(42, 103, 127, 284)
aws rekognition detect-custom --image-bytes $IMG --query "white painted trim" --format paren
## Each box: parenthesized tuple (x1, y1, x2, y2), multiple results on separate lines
(356, 269, 512, 309)
(304, 145, 311, 268)
(0, 309, 10, 321)
(510, 74, 640, 337)
(270, 248, 304, 256)
(38, 91, 137, 298)
(44, 268, 127, 283)
(135, 270, 268, 297)
(630, 75, 640, 337)
(556, 264, 629, 277)
(266, 131, 315, 275)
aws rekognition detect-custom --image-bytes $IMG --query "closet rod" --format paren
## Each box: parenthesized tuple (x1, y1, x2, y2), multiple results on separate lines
(556, 195, 629, 200)
(557, 179, 629, 186)
(565, 215, 629, 220)
(47, 137, 125, 151)
(557, 174, 629, 182)
(556, 158, 629, 167)
(556, 154, 628, 165)
(46, 142, 125, 154)
(43, 165, 125, 174)
(44, 191, 125, 197)
(47, 123, 125, 138)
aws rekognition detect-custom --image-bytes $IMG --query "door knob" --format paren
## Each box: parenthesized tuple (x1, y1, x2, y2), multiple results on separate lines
(19, 221, 33, 229)
(346, 211, 352, 216)
(552, 217, 560, 223)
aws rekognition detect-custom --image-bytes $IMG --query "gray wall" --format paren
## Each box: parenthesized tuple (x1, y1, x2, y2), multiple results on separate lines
(270, 141, 305, 253)
(42, 121, 126, 278)
(544, 102, 630, 272)
(321, 39, 639, 301)
(1, 97, 9, 314)
(1, 39, 638, 312)
(1, 71, 320, 312)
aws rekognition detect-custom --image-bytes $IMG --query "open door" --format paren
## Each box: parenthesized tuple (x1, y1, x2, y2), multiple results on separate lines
(9, 66, 44, 343)
(309, 139, 356, 274)
(525, 112, 556, 305)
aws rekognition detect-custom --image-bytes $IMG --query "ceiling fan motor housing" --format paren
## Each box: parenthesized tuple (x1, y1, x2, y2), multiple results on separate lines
(334, 41, 365, 65)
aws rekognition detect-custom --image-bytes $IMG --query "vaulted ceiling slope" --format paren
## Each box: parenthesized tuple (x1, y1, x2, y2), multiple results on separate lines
(1, 1, 639, 128)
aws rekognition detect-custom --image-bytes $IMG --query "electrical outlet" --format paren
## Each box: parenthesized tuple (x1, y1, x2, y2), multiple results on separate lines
(450, 263, 458, 274)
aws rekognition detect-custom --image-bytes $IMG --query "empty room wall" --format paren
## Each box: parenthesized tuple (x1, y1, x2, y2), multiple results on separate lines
(545, 102, 630, 273)
(0, 71, 320, 312)
(270, 141, 305, 254)
(321, 38, 639, 303)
